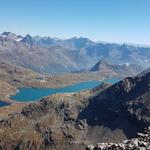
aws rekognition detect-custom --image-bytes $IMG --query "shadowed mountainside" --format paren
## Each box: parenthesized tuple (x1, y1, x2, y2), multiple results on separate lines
(79, 70, 150, 127)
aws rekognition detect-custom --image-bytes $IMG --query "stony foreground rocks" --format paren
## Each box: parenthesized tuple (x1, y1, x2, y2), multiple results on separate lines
(86, 127, 150, 150)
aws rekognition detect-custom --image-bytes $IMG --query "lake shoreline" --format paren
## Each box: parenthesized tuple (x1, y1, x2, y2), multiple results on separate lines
(10, 78, 121, 102)
(10, 80, 102, 102)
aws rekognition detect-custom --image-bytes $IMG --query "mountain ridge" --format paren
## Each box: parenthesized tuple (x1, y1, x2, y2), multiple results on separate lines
(0, 32, 149, 74)
(90, 59, 143, 76)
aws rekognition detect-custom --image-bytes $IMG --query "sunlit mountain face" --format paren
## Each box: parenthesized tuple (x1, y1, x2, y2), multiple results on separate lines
(0, 32, 149, 74)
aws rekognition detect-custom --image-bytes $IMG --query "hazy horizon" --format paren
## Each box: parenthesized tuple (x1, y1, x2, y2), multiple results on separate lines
(1, 31, 150, 47)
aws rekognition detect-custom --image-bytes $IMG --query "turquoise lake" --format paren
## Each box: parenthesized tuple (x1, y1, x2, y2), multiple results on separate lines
(10, 78, 121, 102)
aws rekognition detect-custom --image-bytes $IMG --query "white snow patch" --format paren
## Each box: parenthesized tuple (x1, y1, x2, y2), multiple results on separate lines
(15, 38, 23, 42)
(125, 63, 130, 66)
(144, 59, 149, 62)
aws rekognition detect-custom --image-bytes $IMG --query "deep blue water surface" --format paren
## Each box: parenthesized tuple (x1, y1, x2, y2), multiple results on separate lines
(10, 78, 121, 102)
(0, 101, 9, 107)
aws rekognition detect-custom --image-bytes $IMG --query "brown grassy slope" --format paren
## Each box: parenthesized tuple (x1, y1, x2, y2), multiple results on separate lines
(0, 84, 110, 150)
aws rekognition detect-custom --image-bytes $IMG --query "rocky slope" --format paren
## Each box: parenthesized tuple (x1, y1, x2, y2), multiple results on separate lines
(0, 84, 110, 150)
(0, 61, 42, 87)
(0, 32, 149, 74)
(86, 127, 150, 150)
(0, 80, 16, 101)
(79, 70, 150, 125)
(89, 59, 143, 77)
(0, 70, 149, 149)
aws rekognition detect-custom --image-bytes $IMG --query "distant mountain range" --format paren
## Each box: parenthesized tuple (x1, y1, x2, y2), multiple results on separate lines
(0, 32, 149, 74)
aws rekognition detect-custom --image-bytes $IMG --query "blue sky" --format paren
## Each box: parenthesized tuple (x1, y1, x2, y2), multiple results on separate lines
(0, 0, 150, 44)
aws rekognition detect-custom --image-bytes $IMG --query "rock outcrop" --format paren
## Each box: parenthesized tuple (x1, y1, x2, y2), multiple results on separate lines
(86, 127, 150, 150)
